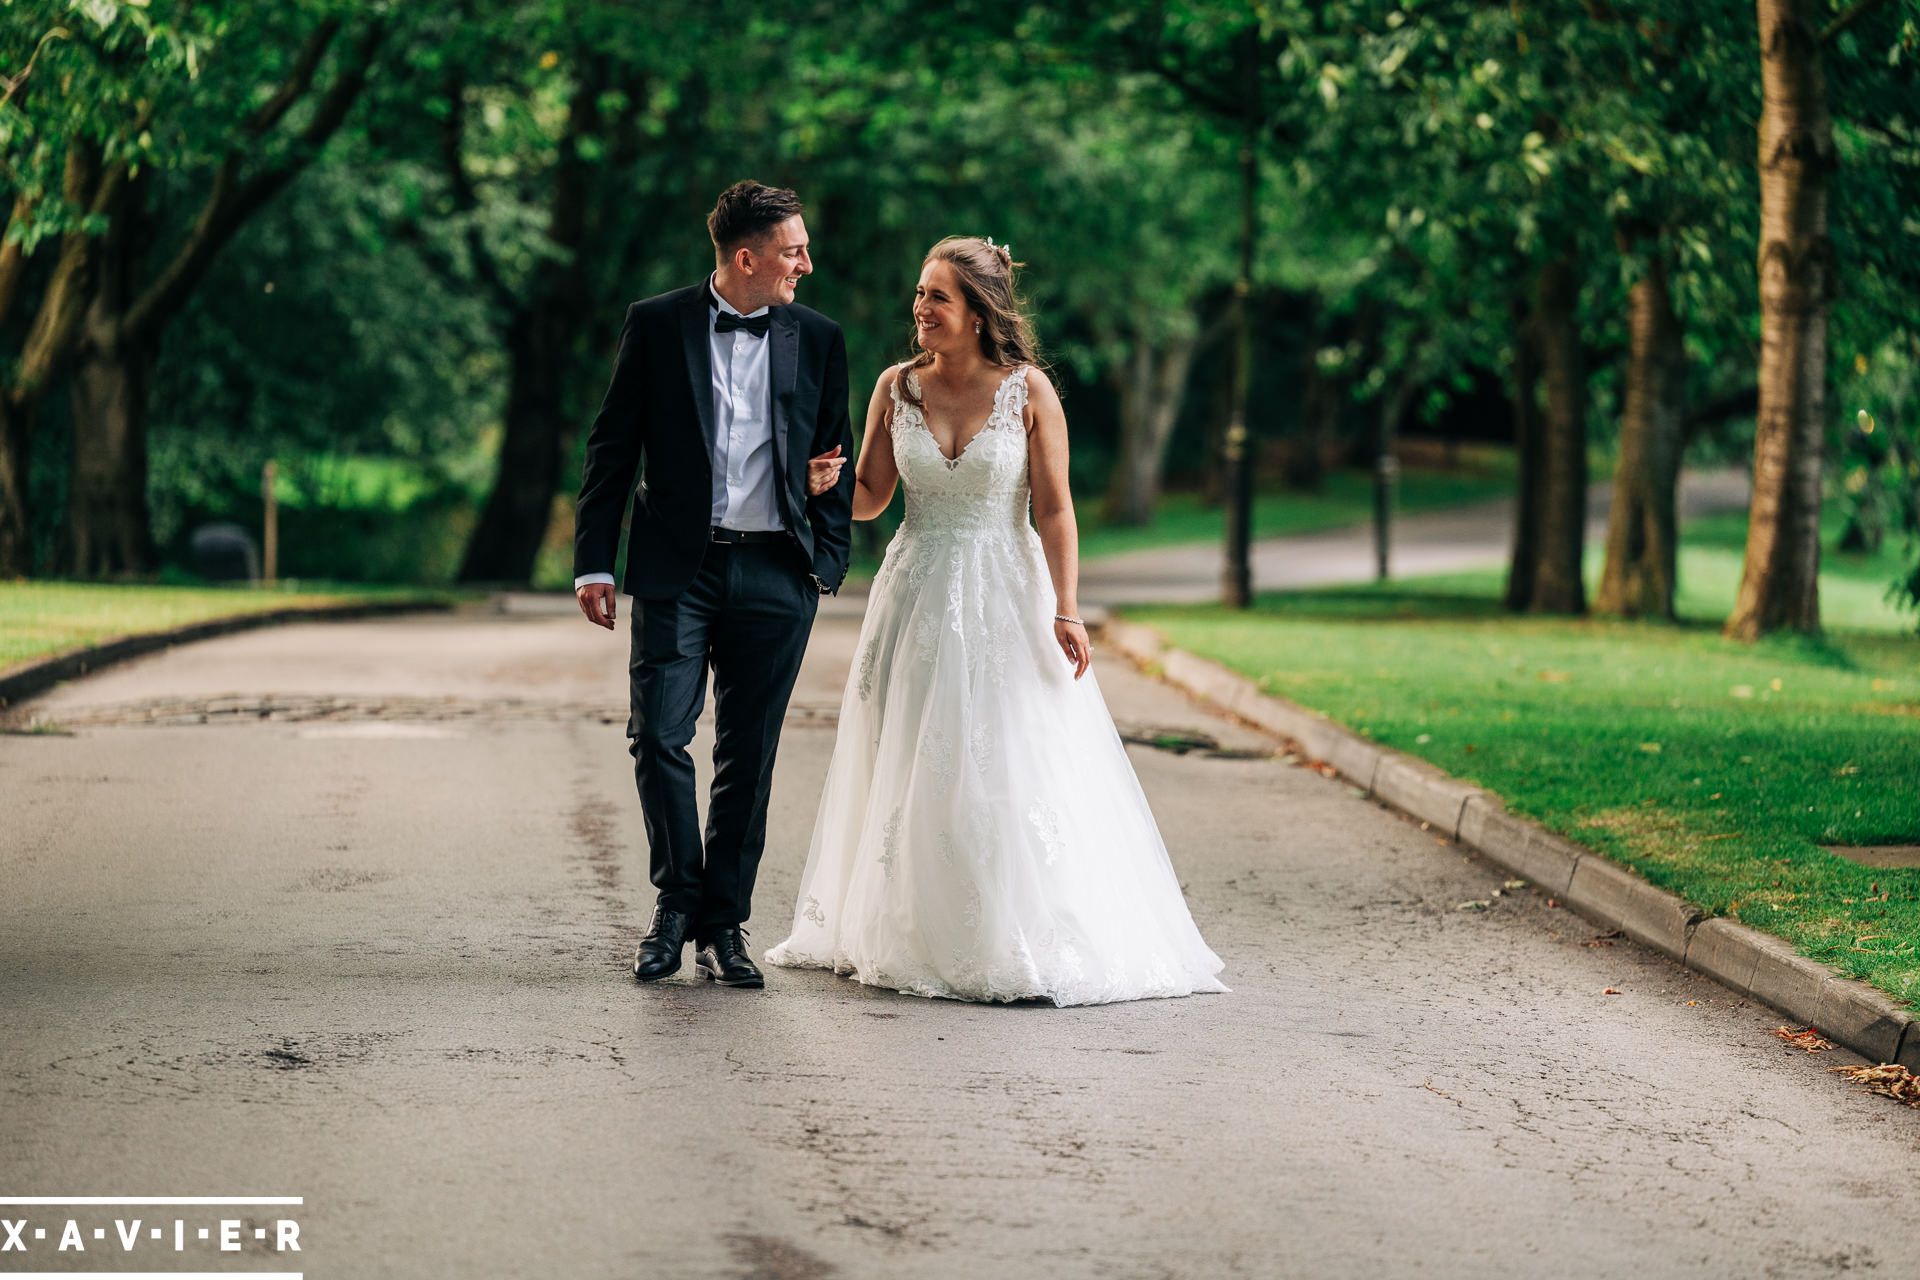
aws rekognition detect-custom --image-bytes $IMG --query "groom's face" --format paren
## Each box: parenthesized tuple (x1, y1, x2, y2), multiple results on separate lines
(744, 215, 812, 308)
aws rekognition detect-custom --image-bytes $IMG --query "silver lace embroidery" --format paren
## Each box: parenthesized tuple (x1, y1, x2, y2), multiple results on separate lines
(879, 807, 902, 878)
(922, 728, 955, 779)
(1028, 800, 1066, 866)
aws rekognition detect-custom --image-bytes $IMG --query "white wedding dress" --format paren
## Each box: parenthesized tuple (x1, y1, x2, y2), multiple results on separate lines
(764, 364, 1227, 1006)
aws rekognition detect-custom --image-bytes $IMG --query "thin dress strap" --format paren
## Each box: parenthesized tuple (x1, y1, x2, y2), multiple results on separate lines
(885, 362, 916, 434)
(998, 364, 1030, 425)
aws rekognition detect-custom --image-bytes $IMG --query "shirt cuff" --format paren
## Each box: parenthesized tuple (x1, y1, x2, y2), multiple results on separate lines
(574, 572, 616, 590)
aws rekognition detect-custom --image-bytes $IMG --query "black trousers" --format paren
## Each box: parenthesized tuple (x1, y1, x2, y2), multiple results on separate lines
(627, 541, 818, 935)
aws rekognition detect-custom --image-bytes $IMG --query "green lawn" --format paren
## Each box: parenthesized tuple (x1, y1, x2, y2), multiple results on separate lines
(1076, 445, 1518, 561)
(1127, 513, 1920, 1012)
(0, 581, 458, 669)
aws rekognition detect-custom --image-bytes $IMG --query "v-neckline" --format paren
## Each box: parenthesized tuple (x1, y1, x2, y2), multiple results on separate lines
(909, 366, 1021, 465)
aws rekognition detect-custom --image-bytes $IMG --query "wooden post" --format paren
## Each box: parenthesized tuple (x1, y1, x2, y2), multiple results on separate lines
(262, 459, 278, 586)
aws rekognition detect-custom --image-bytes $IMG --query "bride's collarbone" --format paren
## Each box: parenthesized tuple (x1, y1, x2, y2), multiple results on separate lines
(909, 365, 1018, 451)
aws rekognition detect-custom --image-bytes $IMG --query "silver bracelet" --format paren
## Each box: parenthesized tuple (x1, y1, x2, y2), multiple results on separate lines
(1053, 613, 1084, 626)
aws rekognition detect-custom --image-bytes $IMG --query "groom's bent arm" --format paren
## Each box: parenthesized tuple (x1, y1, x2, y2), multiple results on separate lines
(807, 324, 855, 592)
(573, 303, 646, 618)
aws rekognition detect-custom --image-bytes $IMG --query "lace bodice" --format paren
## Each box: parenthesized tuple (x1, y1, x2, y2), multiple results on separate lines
(888, 364, 1031, 537)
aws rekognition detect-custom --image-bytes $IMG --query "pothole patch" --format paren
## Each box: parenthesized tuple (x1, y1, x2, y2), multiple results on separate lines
(8, 694, 843, 732)
(1117, 723, 1273, 760)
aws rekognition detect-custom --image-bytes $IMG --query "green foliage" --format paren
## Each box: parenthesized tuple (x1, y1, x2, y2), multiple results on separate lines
(1834, 336, 1920, 619)
(12, 0, 1918, 600)
(0, 1, 218, 252)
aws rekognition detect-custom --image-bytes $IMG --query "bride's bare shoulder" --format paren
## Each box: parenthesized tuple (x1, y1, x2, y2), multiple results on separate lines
(1022, 365, 1062, 424)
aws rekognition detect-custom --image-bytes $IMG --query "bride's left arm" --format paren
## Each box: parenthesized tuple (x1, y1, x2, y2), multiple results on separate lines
(1025, 368, 1090, 679)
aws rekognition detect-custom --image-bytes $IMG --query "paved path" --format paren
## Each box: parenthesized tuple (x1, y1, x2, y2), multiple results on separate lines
(2, 594, 1914, 1279)
(1080, 468, 1752, 606)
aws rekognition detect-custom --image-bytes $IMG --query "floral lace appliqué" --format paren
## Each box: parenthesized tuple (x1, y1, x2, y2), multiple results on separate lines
(878, 807, 903, 879)
(1028, 800, 1066, 867)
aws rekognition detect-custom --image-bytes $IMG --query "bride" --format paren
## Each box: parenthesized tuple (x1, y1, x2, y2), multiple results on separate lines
(764, 236, 1226, 1006)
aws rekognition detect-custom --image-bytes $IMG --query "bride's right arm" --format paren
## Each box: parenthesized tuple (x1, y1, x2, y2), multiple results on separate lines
(850, 367, 902, 521)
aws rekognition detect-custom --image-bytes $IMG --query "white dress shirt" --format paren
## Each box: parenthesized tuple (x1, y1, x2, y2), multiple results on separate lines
(575, 277, 785, 591)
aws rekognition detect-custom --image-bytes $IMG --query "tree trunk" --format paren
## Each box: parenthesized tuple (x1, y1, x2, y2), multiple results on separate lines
(1220, 25, 1260, 609)
(1727, 0, 1832, 640)
(1105, 333, 1200, 527)
(1596, 227, 1684, 619)
(65, 338, 158, 575)
(0, 397, 35, 575)
(62, 167, 158, 576)
(1530, 256, 1588, 614)
(1505, 293, 1543, 611)
(457, 310, 573, 585)
(456, 54, 604, 586)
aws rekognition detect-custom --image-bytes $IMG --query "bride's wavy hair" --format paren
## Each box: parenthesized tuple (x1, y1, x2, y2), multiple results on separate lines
(901, 236, 1049, 406)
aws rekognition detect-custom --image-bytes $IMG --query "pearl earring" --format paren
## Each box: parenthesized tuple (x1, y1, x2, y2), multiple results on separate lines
(974, 323, 982, 334)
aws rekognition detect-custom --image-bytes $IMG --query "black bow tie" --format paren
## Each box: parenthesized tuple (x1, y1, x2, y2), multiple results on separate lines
(714, 311, 770, 337)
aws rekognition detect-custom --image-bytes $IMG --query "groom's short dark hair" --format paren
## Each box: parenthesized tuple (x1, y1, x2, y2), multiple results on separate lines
(708, 180, 805, 256)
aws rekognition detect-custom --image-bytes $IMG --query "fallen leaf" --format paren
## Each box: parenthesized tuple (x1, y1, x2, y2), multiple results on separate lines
(1603, 987, 1622, 995)
(1829, 1063, 1920, 1107)
(1546, 897, 1561, 908)
(1503, 879, 1528, 889)
(1773, 1025, 1835, 1052)
(1456, 900, 1492, 912)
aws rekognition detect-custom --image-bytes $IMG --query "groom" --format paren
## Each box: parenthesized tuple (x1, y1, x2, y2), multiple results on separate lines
(573, 180, 854, 988)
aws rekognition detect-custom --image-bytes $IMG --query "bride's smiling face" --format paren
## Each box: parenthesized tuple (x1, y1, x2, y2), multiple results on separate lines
(913, 259, 978, 355)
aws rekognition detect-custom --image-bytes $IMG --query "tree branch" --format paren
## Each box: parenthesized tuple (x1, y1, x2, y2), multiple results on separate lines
(1821, 0, 1895, 44)
(243, 17, 341, 137)
(119, 17, 387, 345)
(11, 141, 102, 404)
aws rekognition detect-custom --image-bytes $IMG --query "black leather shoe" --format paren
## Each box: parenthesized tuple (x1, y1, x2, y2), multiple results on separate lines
(632, 906, 692, 982)
(694, 927, 764, 988)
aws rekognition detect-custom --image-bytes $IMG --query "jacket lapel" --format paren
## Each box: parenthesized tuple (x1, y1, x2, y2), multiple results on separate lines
(769, 307, 800, 485)
(678, 285, 717, 455)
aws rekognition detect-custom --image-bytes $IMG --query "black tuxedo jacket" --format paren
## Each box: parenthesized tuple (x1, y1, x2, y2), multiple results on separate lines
(572, 282, 856, 600)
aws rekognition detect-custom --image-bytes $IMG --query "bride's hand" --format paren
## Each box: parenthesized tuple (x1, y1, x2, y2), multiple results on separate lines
(807, 445, 844, 497)
(1054, 617, 1091, 679)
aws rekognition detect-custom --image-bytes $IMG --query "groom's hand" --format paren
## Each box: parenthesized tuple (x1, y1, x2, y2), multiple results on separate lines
(577, 583, 617, 630)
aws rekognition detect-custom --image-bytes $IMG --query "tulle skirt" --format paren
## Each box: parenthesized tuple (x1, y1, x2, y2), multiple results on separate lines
(765, 520, 1227, 1006)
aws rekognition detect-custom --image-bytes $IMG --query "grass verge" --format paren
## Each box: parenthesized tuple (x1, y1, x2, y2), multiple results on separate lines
(1126, 513, 1920, 1012)
(0, 581, 462, 670)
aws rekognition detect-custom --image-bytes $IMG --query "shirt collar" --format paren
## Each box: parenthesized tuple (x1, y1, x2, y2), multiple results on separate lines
(708, 275, 769, 321)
